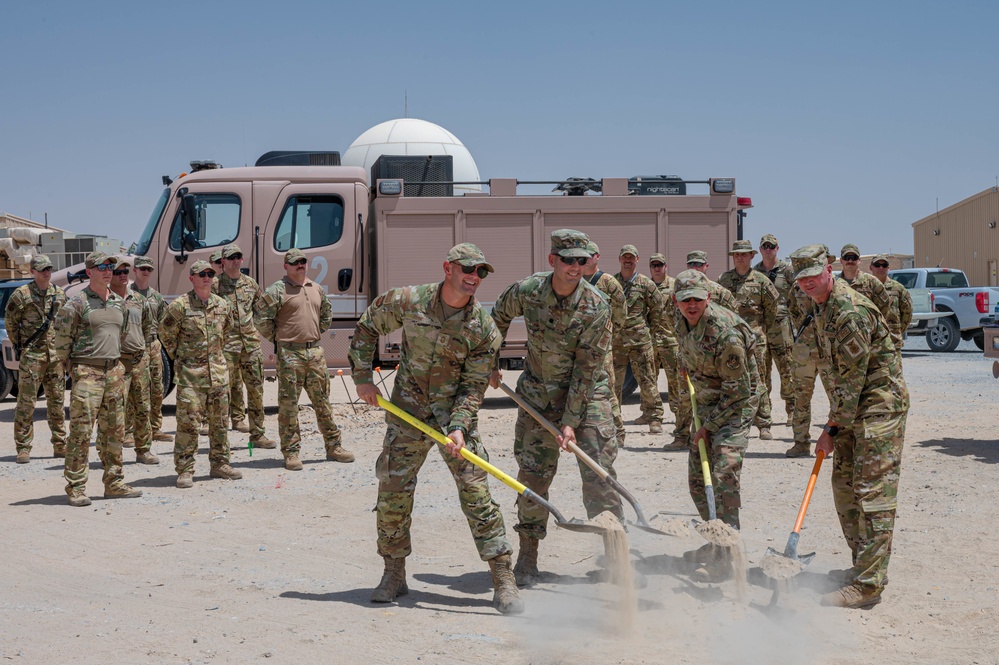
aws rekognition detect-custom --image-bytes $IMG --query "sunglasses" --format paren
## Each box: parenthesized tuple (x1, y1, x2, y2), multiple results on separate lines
(872, 262, 889, 268)
(761, 243, 777, 250)
(225, 253, 243, 261)
(196, 270, 216, 278)
(137, 266, 154, 273)
(94, 263, 115, 272)
(650, 262, 665, 268)
(680, 297, 706, 303)
(36, 267, 53, 273)
(687, 261, 706, 268)
(841, 255, 860, 262)
(558, 256, 589, 266)
(287, 258, 308, 266)
(112, 268, 130, 276)
(456, 264, 490, 279)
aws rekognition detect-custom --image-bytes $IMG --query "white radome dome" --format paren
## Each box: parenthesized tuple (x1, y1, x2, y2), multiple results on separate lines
(342, 118, 482, 194)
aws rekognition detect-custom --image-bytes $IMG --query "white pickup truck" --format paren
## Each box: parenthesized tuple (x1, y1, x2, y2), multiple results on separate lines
(890, 268, 999, 352)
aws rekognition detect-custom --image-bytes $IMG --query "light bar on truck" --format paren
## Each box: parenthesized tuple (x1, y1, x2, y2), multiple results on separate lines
(378, 180, 403, 196)
(712, 178, 735, 194)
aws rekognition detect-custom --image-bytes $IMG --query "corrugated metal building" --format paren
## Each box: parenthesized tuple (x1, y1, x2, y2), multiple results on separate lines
(913, 187, 999, 286)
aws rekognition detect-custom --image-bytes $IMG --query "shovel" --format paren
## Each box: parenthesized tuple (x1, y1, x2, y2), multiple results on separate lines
(685, 374, 741, 548)
(375, 395, 607, 535)
(497, 382, 687, 537)
(761, 449, 826, 581)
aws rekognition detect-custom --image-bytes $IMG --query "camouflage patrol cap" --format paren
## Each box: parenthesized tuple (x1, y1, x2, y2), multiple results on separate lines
(445, 243, 495, 273)
(871, 253, 890, 264)
(619, 244, 639, 257)
(728, 239, 756, 255)
(649, 253, 667, 264)
(189, 260, 213, 275)
(790, 244, 829, 280)
(210, 250, 223, 264)
(822, 244, 835, 261)
(585, 240, 600, 255)
(284, 248, 307, 264)
(222, 243, 242, 259)
(85, 251, 116, 269)
(550, 229, 591, 258)
(673, 269, 710, 301)
(30, 254, 53, 270)
(840, 243, 861, 258)
(686, 250, 708, 265)
(113, 256, 132, 268)
(760, 233, 779, 246)
(133, 256, 154, 269)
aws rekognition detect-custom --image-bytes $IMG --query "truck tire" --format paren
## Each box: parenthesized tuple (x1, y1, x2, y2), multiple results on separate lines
(621, 364, 638, 400)
(926, 316, 960, 352)
(0, 365, 14, 401)
(974, 331, 985, 351)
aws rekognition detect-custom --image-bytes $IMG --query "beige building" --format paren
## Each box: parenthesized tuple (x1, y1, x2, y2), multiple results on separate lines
(913, 187, 999, 287)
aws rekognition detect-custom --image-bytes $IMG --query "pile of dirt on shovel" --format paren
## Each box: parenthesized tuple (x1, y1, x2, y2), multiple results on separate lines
(760, 553, 806, 580)
(695, 520, 749, 601)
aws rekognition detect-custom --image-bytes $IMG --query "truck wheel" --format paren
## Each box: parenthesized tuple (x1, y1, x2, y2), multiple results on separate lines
(974, 331, 985, 351)
(621, 364, 638, 400)
(926, 316, 960, 352)
(162, 347, 175, 397)
(0, 366, 14, 401)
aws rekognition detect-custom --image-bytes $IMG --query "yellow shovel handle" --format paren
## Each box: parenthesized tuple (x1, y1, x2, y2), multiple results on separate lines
(376, 395, 528, 495)
(685, 374, 714, 491)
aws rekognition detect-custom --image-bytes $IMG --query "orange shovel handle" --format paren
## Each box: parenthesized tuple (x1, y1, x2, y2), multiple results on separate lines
(792, 449, 826, 534)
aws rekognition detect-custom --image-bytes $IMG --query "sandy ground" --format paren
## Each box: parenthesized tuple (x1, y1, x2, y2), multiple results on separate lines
(2, 338, 997, 665)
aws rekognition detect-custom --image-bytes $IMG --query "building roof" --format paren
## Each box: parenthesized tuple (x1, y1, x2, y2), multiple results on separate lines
(912, 187, 999, 228)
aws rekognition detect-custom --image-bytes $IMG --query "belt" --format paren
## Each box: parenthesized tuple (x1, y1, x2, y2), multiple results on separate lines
(279, 341, 319, 350)
(74, 358, 120, 370)
(122, 350, 147, 362)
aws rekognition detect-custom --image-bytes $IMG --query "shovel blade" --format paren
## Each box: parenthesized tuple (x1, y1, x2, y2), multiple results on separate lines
(556, 518, 610, 534)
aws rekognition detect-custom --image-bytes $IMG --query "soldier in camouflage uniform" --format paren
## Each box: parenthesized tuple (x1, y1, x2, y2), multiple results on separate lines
(649, 254, 685, 448)
(785, 246, 837, 458)
(790, 244, 909, 609)
(718, 240, 782, 440)
(870, 254, 913, 359)
(350, 243, 523, 615)
(195, 251, 225, 438)
(491, 229, 623, 586)
(213, 243, 276, 448)
(97, 258, 158, 465)
(160, 260, 242, 488)
(254, 248, 353, 471)
(613, 245, 666, 433)
(754, 234, 796, 420)
(130, 256, 172, 442)
(6, 254, 67, 463)
(53, 251, 143, 507)
(582, 240, 628, 445)
(685, 251, 738, 312)
(672, 270, 759, 531)
(837, 244, 891, 321)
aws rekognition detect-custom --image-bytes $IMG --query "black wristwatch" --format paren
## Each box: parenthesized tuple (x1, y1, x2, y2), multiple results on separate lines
(822, 424, 840, 437)
(449, 425, 467, 436)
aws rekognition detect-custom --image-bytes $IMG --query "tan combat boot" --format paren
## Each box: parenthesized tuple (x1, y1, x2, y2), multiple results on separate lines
(649, 421, 664, 434)
(691, 545, 733, 583)
(210, 463, 243, 480)
(122, 434, 135, 448)
(633, 414, 650, 426)
(177, 472, 194, 489)
(15, 450, 30, 464)
(820, 583, 882, 609)
(326, 444, 355, 463)
(758, 426, 773, 440)
(371, 557, 408, 603)
(284, 454, 304, 471)
(152, 431, 174, 442)
(68, 493, 92, 507)
(489, 554, 525, 615)
(104, 484, 143, 499)
(232, 420, 250, 434)
(663, 437, 688, 451)
(249, 434, 277, 449)
(53, 445, 66, 459)
(198, 425, 209, 436)
(785, 442, 812, 458)
(136, 451, 161, 465)
(514, 533, 540, 587)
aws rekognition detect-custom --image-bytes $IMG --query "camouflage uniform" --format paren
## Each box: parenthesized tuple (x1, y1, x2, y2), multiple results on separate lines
(586, 267, 628, 444)
(130, 267, 168, 437)
(880, 277, 912, 356)
(350, 282, 512, 561)
(651, 273, 679, 419)
(98, 287, 153, 457)
(492, 268, 623, 538)
(5, 275, 67, 457)
(612, 264, 666, 426)
(792, 245, 909, 595)
(159, 283, 234, 475)
(673, 270, 759, 530)
(53, 259, 135, 502)
(754, 254, 797, 418)
(718, 259, 781, 430)
(786, 281, 831, 449)
(254, 269, 342, 458)
(213, 261, 266, 440)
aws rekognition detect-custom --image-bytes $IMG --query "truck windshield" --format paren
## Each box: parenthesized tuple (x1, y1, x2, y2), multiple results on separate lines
(135, 188, 170, 256)
(926, 272, 970, 288)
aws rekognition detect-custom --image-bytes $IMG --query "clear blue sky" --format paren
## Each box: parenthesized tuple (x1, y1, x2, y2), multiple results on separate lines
(2, 1, 996, 258)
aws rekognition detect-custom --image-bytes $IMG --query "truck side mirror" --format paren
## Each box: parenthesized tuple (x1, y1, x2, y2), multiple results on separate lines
(182, 232, 201, 252)
(181, 194, 198, 233)
(337, 268, 352, 292)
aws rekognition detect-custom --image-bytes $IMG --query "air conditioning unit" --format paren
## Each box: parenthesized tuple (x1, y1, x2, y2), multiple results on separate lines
(372, 155, 454, 197)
